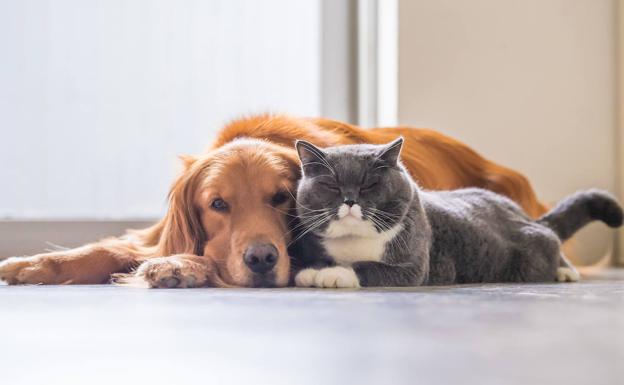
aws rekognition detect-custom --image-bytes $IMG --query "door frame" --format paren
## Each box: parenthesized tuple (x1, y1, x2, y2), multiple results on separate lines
(617, 0, 624, 265)
(356, 0, 398, 127)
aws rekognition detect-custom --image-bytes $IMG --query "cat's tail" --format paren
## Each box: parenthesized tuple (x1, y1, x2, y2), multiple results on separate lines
(536, 189, 623, 241)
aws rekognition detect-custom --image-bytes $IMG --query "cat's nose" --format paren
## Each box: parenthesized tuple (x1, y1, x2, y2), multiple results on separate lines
(344, 199, 356, 207)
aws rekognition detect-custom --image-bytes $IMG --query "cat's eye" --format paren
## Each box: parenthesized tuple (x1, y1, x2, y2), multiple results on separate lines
(362, 182, 379, 191)
(211, 198, 229, 212)
(271, 192, 289, 206)
(319, 182, 339, 191)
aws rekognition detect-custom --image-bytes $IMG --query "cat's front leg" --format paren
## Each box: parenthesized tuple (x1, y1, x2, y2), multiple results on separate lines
(352, 261, 427, 287)
(295, 266, 360, 288)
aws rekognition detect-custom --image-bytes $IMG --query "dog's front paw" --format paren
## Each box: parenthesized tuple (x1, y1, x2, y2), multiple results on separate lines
(131, 257, 209, 288)
(313, 266, 360, 289)
(0, 256, 56, 285)
(0, 256, 32, 284)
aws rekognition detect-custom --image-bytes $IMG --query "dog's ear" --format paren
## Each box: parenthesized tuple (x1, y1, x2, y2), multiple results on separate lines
(274, 146, 303, 181)
(378, 137, 404, 165)
(178, 154, 198, 171)
(158, 172, 207, 256)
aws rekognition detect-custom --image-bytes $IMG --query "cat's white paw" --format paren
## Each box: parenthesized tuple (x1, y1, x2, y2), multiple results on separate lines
(557, 267, 580, 282)
(314, 266, 360, 288)
(295, 268, 319, 287)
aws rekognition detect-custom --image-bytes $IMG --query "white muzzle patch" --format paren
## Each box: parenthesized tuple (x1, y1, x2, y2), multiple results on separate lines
(337, 203, 363, 220)
(323, 203, 404, 264)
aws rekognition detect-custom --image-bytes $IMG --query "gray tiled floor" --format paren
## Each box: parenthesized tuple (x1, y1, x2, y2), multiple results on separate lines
(1, 276, 623, 385)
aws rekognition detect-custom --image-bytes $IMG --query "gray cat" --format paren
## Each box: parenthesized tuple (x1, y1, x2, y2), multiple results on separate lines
(290, 138, 623, 288)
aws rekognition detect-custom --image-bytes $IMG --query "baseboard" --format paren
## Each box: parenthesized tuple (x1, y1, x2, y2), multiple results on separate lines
(0, 220, 156, 258)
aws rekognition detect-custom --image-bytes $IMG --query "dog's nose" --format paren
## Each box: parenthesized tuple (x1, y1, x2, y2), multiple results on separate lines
(244, 243, 278, 274)
(344, 199, 356, 207)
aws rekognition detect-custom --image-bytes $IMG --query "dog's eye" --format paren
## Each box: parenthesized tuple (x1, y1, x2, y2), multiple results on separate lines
(362, 182, 378, 191)
(271, 192, 289, 206)
(211, 198, 228, 212)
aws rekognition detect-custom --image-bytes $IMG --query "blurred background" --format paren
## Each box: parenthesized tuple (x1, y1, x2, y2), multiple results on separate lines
(0, 0, 622, 266)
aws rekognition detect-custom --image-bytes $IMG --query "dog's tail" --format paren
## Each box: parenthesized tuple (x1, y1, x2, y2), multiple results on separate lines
(537, 189, 623, 241)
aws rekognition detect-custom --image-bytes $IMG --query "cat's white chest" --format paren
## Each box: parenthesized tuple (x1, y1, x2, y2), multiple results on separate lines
(322, 218, 403, 265)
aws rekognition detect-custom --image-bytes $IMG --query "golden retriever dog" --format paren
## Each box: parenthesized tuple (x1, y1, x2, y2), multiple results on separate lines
(0, 114, 547, 288)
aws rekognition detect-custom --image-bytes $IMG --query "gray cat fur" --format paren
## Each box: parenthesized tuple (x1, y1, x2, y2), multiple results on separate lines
(292, 139, 623, 286)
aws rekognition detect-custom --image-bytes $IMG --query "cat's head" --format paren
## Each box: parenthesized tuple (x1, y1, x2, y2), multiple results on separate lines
(294, 138, 414, 238)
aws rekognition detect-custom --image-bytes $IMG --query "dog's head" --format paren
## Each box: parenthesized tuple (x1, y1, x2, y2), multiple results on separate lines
(156, 139, 299, 287)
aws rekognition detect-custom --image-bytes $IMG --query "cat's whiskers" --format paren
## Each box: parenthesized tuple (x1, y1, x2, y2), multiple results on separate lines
(288, 212, 334, 247)
(365, 209, 410, 253)
(365, 214, 386, 231)
(376, 215, 410, 253)
(265, 204, 298, 218)
(368, 211, 408, 252)
(389, 232, 410, 256)
(267, 194, 333, 230)
(369, 212, 398, 222)
(296, 204, 331, 213)
(368, 214, 392, 233)
(367, 206, 400, 215)
(287, 211, 327, 229)
(365, 209, 399, 228)
(289, 210, 333, 233)
(364, 210, 390, 230)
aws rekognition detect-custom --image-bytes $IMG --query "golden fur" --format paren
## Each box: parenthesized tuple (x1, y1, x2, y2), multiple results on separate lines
(0, 114, 550, 287)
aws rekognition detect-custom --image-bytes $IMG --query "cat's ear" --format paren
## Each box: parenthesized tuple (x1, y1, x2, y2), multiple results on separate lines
(295, 140, 326, 167)
(378, 137, 404, 165)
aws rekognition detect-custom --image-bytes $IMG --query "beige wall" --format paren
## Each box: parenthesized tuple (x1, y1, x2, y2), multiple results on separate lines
(398, 0, 618, 264)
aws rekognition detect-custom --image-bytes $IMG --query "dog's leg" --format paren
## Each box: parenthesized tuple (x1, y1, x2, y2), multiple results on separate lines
(114, 254, 227, 288)
(0, 240, 138, 285)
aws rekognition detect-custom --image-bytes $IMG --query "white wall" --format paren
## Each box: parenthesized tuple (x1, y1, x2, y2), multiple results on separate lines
(0, 0, 321, 219)
(398, 0, 618, 263)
